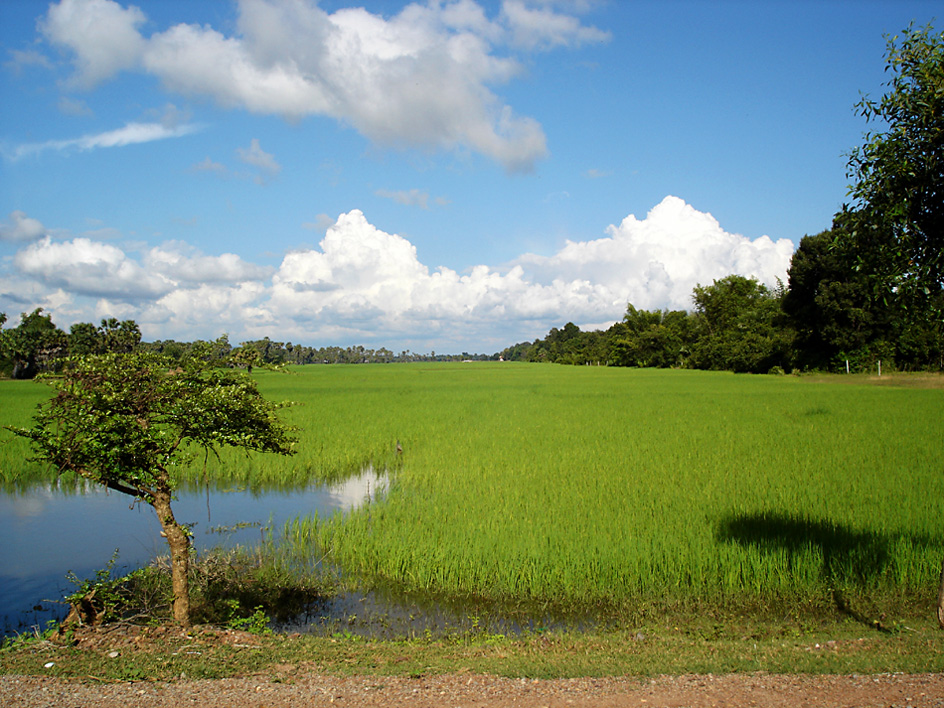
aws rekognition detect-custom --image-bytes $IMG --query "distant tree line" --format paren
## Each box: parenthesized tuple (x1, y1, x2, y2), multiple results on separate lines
(0, 314, 494, 379)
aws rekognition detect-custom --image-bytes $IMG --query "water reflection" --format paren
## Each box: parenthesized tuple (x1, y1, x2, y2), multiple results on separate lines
(0, 468, 386, 636)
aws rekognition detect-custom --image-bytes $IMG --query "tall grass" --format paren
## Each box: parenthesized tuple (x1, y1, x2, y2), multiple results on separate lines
(0, 379, 56, 489)
(3, 364, 942, 610)
(279, 365, 944, 609)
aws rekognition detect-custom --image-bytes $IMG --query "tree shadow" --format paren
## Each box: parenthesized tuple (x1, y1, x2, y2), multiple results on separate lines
(717, 511, 935, 630)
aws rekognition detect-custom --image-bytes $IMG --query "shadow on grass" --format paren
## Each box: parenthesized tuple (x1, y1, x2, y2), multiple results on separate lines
(717, 511, 936, 630)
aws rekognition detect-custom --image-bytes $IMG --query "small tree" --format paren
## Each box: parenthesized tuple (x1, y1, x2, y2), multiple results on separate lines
(8, 352, 296, 627)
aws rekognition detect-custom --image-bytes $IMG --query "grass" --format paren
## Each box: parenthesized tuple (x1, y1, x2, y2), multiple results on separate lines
(2, 364, 943, 633)
(270, 364, 944, 615)
(2, 615, 942, 680)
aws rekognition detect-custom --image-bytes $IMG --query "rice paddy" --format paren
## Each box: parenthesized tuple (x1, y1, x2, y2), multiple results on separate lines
(2, 363, 942, 617)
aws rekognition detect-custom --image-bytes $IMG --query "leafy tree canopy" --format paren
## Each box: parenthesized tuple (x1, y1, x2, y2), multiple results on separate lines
(843, 22, 944, 315)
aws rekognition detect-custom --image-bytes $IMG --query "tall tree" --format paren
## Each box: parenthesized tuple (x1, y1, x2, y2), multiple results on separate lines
(783, 225, 892, 370)
(843, 22, 944, 324)
(841, 21, 944, 627)
(611, 306, 693, 368)
(8, 352, 296, 627)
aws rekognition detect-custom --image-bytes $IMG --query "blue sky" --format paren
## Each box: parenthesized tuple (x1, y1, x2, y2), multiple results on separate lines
(0, 0, 938, 354)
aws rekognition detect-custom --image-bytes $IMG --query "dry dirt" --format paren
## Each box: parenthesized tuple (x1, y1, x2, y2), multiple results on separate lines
(3, 671, 943, 707)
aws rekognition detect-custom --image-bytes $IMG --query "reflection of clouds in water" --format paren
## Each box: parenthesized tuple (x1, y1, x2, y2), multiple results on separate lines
(4, 481, 103, 521)
(327, 468, 388, 510)
(4, 487, 55, 520)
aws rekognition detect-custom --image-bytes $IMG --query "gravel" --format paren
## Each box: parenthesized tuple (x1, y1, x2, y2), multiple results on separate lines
(3, 671, 943, 707)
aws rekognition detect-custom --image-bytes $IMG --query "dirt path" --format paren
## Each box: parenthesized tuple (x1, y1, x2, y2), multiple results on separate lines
(3, 671, 943, 707)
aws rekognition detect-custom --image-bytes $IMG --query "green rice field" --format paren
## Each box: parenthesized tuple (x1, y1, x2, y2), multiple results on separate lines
(2, 363, 942, 616)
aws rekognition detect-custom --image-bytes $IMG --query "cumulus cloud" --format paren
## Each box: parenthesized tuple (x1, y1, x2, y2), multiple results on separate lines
(2, 197, 794, 352)
(8, 121, 202, 160)
(14, 237, 174, 299)
(514, 195, 795, 312)
(145, 242, 274, 284)
(37, 0, 609, 171)
(0, 211, 47, 242)
(41, 0, 146, 88)
(265, 196, 793, 346)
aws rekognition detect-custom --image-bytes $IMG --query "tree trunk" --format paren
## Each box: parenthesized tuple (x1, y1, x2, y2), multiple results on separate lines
(151, 490, 192, 628)
(938, 554, 944, 630)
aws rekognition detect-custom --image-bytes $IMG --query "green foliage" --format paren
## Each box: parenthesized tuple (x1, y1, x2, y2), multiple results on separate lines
(8, 352, 297, 501)
(225, 603, 273, 635)
(689, 275, 792, 373)
(63, 550, 144, 626)
(783, 227, 883, 370)
(69, 318, 141, 357)
(0, 308, 67, 379)
(610, 306, 693, 368)
(843, 22, 944, 321)
(133, 546, 332, 626)
(5, 351, 297, 626)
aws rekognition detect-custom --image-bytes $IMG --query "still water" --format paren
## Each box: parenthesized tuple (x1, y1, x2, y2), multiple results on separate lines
(0, 471, 385, 636)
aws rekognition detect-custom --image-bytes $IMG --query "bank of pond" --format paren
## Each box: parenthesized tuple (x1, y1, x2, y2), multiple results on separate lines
(1, 364, 942, 636)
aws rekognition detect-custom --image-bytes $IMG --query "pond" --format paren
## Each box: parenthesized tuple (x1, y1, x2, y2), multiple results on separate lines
(0, 470, 387, 637)
(1, 472, 577, 640)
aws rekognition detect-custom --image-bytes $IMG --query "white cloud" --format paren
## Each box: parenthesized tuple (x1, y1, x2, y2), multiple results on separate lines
(501, 0, 611, 50)
(8, 121, 202, 160)
(2, 197, 794, 352)
(145, 242, 274, 284)
(14, 237, 174, 299)
(4, 48, 55, 74)
(41, 0, 146, 88)
(36, 0, 609, 171)
(264, 197, 793, 347)
(0, 211, 47, 243)
(515, 196, 795, 312)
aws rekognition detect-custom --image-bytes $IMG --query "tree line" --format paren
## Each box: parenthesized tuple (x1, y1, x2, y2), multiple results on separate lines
(0, 311, 497, 379)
